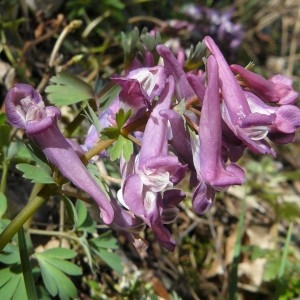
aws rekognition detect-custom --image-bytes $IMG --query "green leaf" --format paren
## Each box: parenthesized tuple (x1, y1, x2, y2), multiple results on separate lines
(36, 286, 52, 300)
(12, 276, 28, 300)
(121, 27, 140, 65)
(264, 259, 280, 282)
(0, 112, 7, 126)
(38, 259, 77, 300)
(84, 101, 101, 136)
(41, 257, 82, 276)
(115, 108, 131, 128)
(62, 197, 78, 228)
(8, 141, 31, 161)
(16, 163, 55, 184)
(25, 142, 51, 171)
(75, 200, 87, 228)
(122, 135, 134, 161)
(0, 243, 20, 265)
(110, 134, 133, 161)
(87, 163, 110, 194)
(90, 231, 119, 249)
(0, 124, 11, 150)
(101, 109, 131, 140)
(37, 259, 58, 296)
(276, 202, 300, 221)
(45, 72, 95, 105)
(101, 0, 124, 9)
(36, 248, 80, 300)
(185, 41, 206, 71)
(0, 192, 7, 218)
(14, 143, 32, 160)
(0, 266, 12, 286)
(89, 231, 122, 274)
(98, 84, 121, 110)
(101, 126, 120, 139)
(0, 219, 10, 235)
(41, 247, 76, 260)
(138, 31, 161, 53)
(97, 248, 123, 275)
(75, 200, 96, 233)
(0, 265, 27, 300)
(78, 236, 93, 271)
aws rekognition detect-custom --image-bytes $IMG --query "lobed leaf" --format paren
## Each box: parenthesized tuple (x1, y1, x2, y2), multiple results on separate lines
(115, 108, 131, 128)
(36, 249, 80, 300)
(62, 197, 78, 228)
(101, 126, 120, 139)
(37, 259, 59, 297)
(90, 231, 119, 249)
(0, 243, 20, 265)
(40, 247, 77, 260)
(97, 248, 123, 275)
(40, 257, 82, 276)
(110, 134, 133, 161)
(84, 101, 101, 136)
(0, 265, 27, 300)
(74, 200, 96, 233)
(45, 72, 95, 105)
(16, 163, 55, 184)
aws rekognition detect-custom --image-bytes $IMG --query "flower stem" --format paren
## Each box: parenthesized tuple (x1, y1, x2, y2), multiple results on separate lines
(23, 183, 45, 230)
(228, 191, 247, 300)
(0, 160, 9, 194)
(0, 185, 53, 252)
(82, 138, 116, 163)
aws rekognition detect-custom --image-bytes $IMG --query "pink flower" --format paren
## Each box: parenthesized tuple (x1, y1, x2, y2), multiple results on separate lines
(231, 64, 298, 105)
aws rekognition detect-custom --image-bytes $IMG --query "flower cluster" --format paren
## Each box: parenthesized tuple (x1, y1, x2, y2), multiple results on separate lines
(5, 36, 299, 251)
(182, 4, 244, 51)
(160, 4, 244, 61)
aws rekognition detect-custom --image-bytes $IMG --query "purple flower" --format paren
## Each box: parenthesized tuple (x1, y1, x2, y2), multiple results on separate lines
(198, 56, 245, 189)
(242, 91, 300, 143)
(204, 36, 276, 156)
(120, 77, 187, 250)
(112, 66, 167, 114)
(189, 55, 245, 213)
(156, 44, 195, 100)
(5, 84, 114, 224)
(85, 66, 167, 151)
(231, 64, 298, 105)
(84, 99, 120, 151)
(160, 109, 194, 169)
(181, 4, 244, 59)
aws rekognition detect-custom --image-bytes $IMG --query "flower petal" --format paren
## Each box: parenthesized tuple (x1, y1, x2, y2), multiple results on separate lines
(231, 64, 298, 105)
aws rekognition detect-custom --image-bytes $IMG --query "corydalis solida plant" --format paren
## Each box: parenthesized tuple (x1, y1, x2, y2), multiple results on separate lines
(4, 35, 300, 251)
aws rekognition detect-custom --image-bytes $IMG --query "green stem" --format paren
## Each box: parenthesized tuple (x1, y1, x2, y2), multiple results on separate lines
(18, 227, 38, 300)
(24, 183, 45, 230)
(0, 185, 53, 252)
(0, 160, 9, 193)
(82, 138, 116, 163)
(28, 228, 81, 243)
(275, 222, 294, 298)
(229, 193, 247, 300)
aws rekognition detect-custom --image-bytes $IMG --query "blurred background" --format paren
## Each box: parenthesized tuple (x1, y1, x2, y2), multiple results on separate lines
(0, 1, 300, 299)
